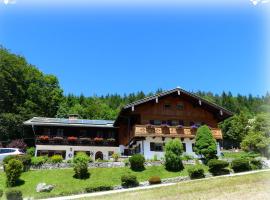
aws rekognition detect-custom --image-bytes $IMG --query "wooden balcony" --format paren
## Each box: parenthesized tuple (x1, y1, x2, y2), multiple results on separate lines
(133, 125, 222, 139)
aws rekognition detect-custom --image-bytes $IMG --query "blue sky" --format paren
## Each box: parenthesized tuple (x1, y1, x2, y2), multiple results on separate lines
(0, 2, 269, 96)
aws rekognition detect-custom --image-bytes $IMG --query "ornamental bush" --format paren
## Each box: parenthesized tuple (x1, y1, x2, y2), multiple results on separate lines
(49, 155, 63, 164)
(26, 147, 35, 157)
(208, 159, 230, 176)
(250, 158, 263, 170)
(0, 189, 3, 198)
(129, 154, 145, 171)
(121, 174, 139, 188)
(148, 176, 161, 185)
(73, 152, 90, 179)
(194, 125, 217, 163)
(164, 139, 184, 171)
(85, 185, 113, 193)
(5, 159, 23, 187)
(5, 189, 23, 200)
(231, 158, 251, 173)
(3, 155, 31, 171)
(112, 153, 120, 162)
(31, 156, 46, 167)
(187, 165, 205, 179)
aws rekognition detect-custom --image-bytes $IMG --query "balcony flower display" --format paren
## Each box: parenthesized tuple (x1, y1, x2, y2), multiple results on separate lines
(107, 138, 116, 142)
(176, 125, 184, 130)
(161, 124, 169, 128)
(53, 136, 63, 141)
(67, 136, 78, 142)
(94, 137, 103, 142)
(146, 124, 154, 129)
(39, 135, 49, 141)
(80, 137, 91, 142)
(190, 125, 198, 130)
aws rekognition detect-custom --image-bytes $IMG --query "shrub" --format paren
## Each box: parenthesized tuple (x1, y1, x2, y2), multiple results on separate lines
(26, 147, 35, 156)
(121, 174, 139, 188)
(208, 159, 230, 176)
(112, 153, 120, 162)
(4, 155, 32, 172)
(129, 154, 145, 171)
(187, 166, 205, 179)
(31, 156, 46, 167)
(7, 139, 27, 150)
(5, 189, 23, 200)
(231, 158, 251, 173)
(165, 139, 184, 171)
(0, 189, 3, 198)
(250, 158, 263, 170)
(148, 176, 161, 185)
(49, 155, 63, 164)
(5, 159, 23, 187)
(73, 152, 90, 179)
(194, 125, 217, 163)
(85, 185, 113, 193)
(181, 154, 194, 161)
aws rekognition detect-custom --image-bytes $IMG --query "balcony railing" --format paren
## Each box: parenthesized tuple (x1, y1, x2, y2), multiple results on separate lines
(133, 125, 222, 139)
(36, 136, 118, 146)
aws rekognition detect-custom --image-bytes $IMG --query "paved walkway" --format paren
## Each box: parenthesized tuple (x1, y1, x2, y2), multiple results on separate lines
(41, 168, 270, 200)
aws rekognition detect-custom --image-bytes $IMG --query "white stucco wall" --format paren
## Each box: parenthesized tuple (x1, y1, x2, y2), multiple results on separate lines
(36, 145, 120, 160)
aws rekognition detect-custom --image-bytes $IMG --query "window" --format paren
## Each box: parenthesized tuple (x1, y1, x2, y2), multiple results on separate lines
(153, 120, 161, 125)
(150, 143, 163, 152)
(177, 103, 184, 110)
(172, 120, 179, 126)
(108, 151, 114, 157)
(164, 103, 171, 109)
(149, 120, 154, 125)
(192, 143, 195, 151)
(189, 121, 195, 126)
(167, 120, 172, 126)
(57, 129, 64, 137)
(80, 129, 87, 136)
(179, 120, 184, 126)
(44, 128, 51, 135)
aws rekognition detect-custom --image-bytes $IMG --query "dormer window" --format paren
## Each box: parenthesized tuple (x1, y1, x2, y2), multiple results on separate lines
(164, 103, 171, 109)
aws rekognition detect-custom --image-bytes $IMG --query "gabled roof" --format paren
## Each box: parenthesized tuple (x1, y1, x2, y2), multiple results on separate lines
(114, 87, 233, 125)
(23, 117, 115, 128)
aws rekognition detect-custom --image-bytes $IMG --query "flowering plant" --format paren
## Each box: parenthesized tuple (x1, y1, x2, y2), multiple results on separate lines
(53, 136, 63, 140)
(68, 136, 78, 142)
(176, 125, 183, 129)
(94, 137, 103, 142)
(161, 124, 169, 128)
(190, 125, 198, 129)
(39, 135, 49, 141)
(107, 138, 116, 142)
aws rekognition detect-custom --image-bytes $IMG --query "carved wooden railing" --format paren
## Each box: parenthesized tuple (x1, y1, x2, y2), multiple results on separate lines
(133, 125, 222, 139)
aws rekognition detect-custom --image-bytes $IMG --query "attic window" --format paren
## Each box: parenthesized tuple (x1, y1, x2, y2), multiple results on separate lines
(177, 103, 184, 110)
(164, 103, 171, 109)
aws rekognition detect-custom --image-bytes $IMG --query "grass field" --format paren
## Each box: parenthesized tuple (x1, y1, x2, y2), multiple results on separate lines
(81, 171, 270, 200)
(0, 165, 207, 199)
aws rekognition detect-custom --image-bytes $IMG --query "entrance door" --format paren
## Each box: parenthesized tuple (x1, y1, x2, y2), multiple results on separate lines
(95, 151, 103, 160)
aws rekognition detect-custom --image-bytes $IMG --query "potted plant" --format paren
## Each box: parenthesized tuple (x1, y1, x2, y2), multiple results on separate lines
(161, 124, 170, 134)
(39, 135, 49, 142)
(94, 137, 103, 142)
(190, 125, 198, 135)
(176, 125, 183, 130)
(53, 136, 63, 142)
(67, 136, 78, 142)
(107, 138, 116, 142)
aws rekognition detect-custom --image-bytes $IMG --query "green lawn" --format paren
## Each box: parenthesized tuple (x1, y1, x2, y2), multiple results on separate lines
(221, 151, 252, 159)
(0, 165, 207, 199)
(82, 171, 270, 200)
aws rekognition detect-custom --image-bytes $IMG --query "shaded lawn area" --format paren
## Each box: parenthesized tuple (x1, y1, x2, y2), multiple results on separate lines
(82, 171, 270, 200)
(0, 165, 207, 199)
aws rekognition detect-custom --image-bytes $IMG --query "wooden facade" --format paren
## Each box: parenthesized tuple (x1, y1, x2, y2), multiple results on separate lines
(116, 88, 233, 145)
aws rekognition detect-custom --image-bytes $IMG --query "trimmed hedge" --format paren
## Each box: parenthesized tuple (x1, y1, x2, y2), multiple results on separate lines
(49, 155, 63, 164)
(85, 185, 113, 193)
(208, 159, 230, 176)
(73, 152, 90, 179)
(5, 159, 24, 187)
(148, 176, 161, 185)
(129, 154, 145, 171)
(231, 158, 251, 173)
(187, 166, 205, 179)
(5, 189, 23, 200)
(31, 156, 46, 167)
(3, 155, 31, 172)
(121, 174, 139, 188)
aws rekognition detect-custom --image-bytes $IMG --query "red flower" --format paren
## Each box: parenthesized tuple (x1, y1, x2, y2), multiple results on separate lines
(39, 135, 49, 141)
(68, 136, 78, 142)
(94, 137, 103, 141)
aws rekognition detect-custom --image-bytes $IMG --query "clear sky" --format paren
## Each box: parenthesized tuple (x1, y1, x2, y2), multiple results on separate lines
(0, 1, 269, 96)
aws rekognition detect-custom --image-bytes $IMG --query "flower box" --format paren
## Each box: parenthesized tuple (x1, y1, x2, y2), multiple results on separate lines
(94, 137, 103, 142)
(80, 137, 91, 142)
(176, 125, 184, 130)
(67, 136, 78, 142)
(53, 136, 63, 141)
(38, 135, 49, 141)
(107, 138, 116, 142)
